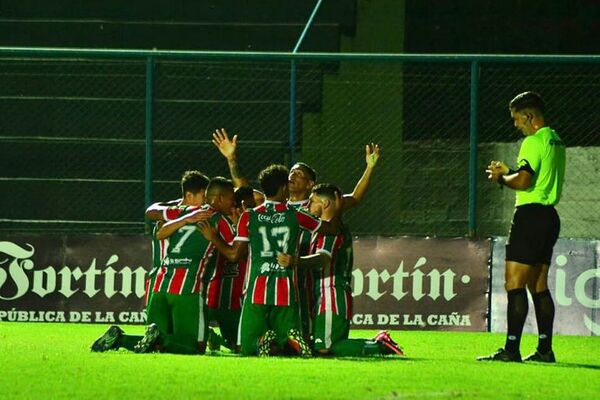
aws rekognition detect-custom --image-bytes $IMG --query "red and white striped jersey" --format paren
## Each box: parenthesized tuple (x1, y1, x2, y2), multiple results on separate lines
(235, 200, 321, 306)
(311, 224, 354, 320)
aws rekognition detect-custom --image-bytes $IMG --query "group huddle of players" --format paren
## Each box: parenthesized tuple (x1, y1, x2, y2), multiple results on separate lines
(91, 129, 404, 357)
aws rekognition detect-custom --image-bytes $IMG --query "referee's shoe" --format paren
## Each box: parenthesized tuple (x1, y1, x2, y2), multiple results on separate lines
(524, 350, 556, 363)
(477, 348, 522, 362)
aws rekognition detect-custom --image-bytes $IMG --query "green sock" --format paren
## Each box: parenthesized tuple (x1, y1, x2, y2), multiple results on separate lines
(331, 339, 382, 357)
(117, 334, 144, 351)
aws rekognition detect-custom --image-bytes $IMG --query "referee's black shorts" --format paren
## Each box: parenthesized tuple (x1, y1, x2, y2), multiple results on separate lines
(506, 203, 560, 265)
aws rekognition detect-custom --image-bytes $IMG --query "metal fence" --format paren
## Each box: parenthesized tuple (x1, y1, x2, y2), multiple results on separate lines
(1, 49, 599, 239)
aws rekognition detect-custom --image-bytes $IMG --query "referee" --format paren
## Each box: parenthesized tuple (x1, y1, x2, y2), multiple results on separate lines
(479, 91, 566, 363)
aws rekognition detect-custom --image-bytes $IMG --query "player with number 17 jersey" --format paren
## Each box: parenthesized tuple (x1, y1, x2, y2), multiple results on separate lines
(235, 200, 321, 306)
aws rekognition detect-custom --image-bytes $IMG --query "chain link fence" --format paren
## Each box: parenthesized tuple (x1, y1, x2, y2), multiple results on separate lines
(1, 51, 599, 239)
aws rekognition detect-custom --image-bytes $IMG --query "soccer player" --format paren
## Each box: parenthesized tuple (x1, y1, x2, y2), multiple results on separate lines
(91, 170, 211, 352)
(199, 164, 341, 357)
(287, 144, 380, 340)
(479, 91, 565, 363)
(285, 183, 403, 357)
(135, 177, 236, 355)
(206, 186, 256, 352)
(143, 173, 210, 310)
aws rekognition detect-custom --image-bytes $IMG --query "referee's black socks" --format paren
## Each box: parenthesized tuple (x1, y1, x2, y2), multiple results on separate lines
(505, 288, 528, 354)
(532, 289, 555, 354)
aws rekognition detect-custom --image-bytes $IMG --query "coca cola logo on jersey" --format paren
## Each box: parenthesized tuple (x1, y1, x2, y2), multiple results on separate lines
(256, 213, 287, 224)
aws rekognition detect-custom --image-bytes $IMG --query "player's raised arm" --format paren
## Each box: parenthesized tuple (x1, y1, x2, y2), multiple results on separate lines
(341, 143, 380, 213)
(212, 128, 249, 188)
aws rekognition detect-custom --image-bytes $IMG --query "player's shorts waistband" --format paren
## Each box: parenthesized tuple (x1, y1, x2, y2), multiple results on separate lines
(515, 203, 556, 210)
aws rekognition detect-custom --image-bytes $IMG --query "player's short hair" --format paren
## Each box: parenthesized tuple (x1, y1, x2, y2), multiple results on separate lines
(292, 162, 317, 182)
(312, 183, 342, 202)
(509, 91, 545, 114)
(206, 176, 234, 201)
(234, 186, 255, 208)
(181, 170, 209, 196)
(259, 164, 289, 197)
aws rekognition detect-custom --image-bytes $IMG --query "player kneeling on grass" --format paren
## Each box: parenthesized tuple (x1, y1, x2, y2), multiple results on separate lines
(279, 183, 403, 357)
(199, 164, 341, 357)
(206, 186, 257, 353)
(91, 172, 212, 354)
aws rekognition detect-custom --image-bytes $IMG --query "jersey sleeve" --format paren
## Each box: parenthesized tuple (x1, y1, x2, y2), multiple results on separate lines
(164, 207, 184, 221)
(295, 208, 322, 233)
(314, 233, 337, 257)
(234, 211, 251, 242)
(163, 205, 200, 221)
(217, 216, 236, 245)
(517, 136, 542, 175)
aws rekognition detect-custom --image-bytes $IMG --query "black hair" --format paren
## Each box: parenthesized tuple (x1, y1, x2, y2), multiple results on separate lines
(258, 164, 289, 197)
(509, 91, 545, 114)
(181, 170, 210, 196)
(205, 176, 234, 202)
(292, 162, 317, 182)
(311, 183, 342, 201)
(234, 186, 255, 208)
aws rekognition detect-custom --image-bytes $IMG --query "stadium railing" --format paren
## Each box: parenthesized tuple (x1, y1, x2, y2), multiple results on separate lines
(1, 48, 599, 239)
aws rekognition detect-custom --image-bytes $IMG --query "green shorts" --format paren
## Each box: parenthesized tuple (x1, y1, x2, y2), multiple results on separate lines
(147, 291, 208, 354)
(238, 302, 301, 356)
(313, 311, 350, 351)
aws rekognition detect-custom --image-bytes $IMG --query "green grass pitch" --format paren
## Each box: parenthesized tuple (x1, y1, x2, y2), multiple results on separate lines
(1, 322, 599, 399)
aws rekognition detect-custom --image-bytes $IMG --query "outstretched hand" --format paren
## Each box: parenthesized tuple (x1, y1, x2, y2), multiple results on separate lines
(212, 128, 238, 160)
(366, 143, 380, 168)
(197, 220, 218, 241)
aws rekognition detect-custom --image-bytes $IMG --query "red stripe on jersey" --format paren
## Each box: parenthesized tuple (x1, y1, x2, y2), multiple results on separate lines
(164, 207, 188, 221)
(295, 210, 320, 232)
(276, 277, 289, 306)
(230, 258, 247, 310)
(315, 234, 325, 252)
(153, 266, 166, 293)
(168, 268, 187, 294)
(252, 275, 268, 304)
(236, 211, 251, 240)
(193, 268, 202, 293)
(275, 203, 288, 212)
(206, 256, 224, 309)
(144, 277, 151, 306)
(218, 217, 235, 243)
